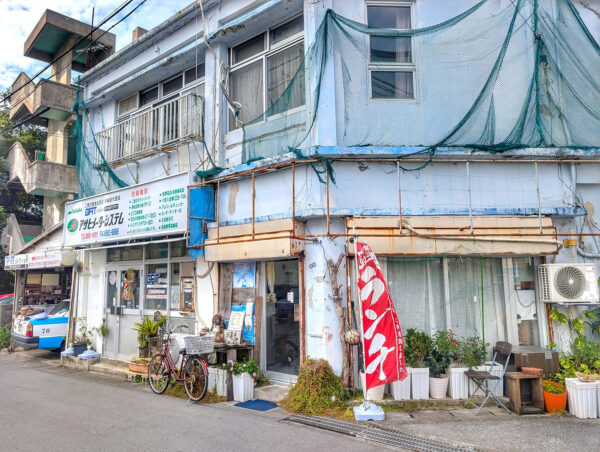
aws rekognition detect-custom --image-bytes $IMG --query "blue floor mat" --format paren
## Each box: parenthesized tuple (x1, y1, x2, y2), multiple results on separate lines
(234, 399, 278, 411)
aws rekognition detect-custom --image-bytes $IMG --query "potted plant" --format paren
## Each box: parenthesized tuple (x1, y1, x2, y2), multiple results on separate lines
(404, 328, 433, 400)
(460, 337, 487, 397)
(427, 331, 452, 399)
(133, 315, 166, 358)
(72, 320, 91, 357)
(444, 332, 469, 399)
(129, 358, 150, 374)
(230, 359, 259, 402)
(543, 379, 567, 414)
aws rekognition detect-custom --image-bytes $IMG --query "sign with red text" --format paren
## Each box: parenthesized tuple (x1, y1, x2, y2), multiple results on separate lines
(356, 240, 407, 390)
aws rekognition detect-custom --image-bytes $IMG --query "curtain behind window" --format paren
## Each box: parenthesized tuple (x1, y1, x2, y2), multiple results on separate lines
(386, 257, 507, 347)
(267, 42, 305, 115)
(447, 257, 506, 347)
(229, 60, 264, 130)
(387, 258, 445, 334)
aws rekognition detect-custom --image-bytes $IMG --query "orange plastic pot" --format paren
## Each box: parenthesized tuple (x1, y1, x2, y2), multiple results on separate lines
(543, 382, 567, 414)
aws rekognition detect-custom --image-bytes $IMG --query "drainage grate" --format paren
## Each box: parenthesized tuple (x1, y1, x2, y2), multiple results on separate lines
(285, 414, 482, 452)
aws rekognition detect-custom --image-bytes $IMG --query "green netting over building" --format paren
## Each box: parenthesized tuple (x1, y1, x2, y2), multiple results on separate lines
(241, 0, 600, 162)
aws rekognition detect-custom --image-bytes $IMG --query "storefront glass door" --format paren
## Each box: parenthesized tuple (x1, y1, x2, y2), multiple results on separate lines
(105, 267, 142, 358)
(264, 260, 300, 382)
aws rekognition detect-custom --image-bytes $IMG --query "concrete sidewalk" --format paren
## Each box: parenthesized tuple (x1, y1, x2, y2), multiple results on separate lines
(9, 350, 600, 451)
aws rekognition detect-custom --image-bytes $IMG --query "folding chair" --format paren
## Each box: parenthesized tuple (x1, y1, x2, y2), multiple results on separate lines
(464, 341, 512, 415)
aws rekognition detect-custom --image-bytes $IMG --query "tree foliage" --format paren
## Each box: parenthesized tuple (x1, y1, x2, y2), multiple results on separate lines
(0, 88, 46, 293)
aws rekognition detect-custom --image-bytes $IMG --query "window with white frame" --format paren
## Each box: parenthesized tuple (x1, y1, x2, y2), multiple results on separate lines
(116, 62, 205, 119)
(228, 14, 305, 131)
(367, 2, 415, 100)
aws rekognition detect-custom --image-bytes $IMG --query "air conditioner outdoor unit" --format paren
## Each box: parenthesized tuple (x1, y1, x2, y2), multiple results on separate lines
(537, 263, 599, 304)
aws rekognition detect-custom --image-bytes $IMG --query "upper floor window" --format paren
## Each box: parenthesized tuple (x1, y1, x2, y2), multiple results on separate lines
(228, 14, 305, 131)
(367, 3, 415, 100)
(118, 93, 138, 116)
(117, 62, 205, 119)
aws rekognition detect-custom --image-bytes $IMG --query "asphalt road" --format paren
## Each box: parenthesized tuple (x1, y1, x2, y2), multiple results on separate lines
(0, 351, 385, 452)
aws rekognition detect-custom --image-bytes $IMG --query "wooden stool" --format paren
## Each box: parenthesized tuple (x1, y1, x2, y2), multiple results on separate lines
(505, 372, 544, 414)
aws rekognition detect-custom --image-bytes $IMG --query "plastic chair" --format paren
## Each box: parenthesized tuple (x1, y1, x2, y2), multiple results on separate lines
(464, 341, 512, 415)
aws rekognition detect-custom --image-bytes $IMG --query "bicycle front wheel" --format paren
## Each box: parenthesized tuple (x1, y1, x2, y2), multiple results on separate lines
(183, 356, 208, 401)
(148, 354, 169, 395)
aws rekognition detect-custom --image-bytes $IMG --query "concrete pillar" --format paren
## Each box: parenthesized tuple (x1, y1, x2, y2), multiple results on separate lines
(46, 119, 70, 164)
(203, 43, 227, 167)
(42, 194, 68, 230)
(50, 35, 77, 84)
(303, 217, 347, 376)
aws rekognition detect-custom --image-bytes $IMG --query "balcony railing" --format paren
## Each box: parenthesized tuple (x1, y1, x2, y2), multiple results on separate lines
(94, 92, 204, 165)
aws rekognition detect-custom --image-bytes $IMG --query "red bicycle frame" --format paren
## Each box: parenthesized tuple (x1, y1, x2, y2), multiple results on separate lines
(159, 335, 208, 382)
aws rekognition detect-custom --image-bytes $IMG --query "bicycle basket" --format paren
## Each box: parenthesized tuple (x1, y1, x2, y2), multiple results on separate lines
(184, 333, 215, 355)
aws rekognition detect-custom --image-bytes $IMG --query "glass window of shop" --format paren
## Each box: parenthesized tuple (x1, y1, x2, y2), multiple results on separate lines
(104, 241, 194, 313)
(143, 241, 194, 314)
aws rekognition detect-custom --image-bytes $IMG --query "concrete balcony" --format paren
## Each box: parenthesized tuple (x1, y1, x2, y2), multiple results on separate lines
(10, 77, 77, 125)
(7, 142, 78, 196)
(94, 92, 204, 165)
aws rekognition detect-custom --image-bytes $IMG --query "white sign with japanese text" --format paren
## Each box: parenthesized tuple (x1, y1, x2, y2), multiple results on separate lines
(63, 173, 189, 247)
(4, 251, 63, 270)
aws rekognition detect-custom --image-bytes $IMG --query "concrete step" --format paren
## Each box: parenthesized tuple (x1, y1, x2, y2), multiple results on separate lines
(98, 356, 130, 369)
(254, 384, 289, 403)
(90, 362, 129, 378)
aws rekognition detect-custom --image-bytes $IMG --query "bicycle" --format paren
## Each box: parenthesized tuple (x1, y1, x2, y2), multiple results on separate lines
(147, 325, 209, 401)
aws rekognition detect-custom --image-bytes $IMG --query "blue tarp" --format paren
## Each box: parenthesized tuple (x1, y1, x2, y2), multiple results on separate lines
(188, 185, 215, 259)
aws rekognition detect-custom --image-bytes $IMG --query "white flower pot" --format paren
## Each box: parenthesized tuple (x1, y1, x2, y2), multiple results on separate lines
(447, 367, 468, 399)
(565, 378, 598, 419)
(390, 369, 411, 401)
(468, 365, 488, 397)
(429, 376, 449, 399)
(233, 373, 254, 402)
(360, 372, 385, 401)
(410, 368, 429, 400)
(208, 368, 227, 397)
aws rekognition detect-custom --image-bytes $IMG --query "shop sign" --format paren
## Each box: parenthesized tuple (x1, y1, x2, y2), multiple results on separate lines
(4, 251, 63, 270)
(4, 254, 27, 270)
(63, 173, 189, 247)
(146, 285, 168, 299)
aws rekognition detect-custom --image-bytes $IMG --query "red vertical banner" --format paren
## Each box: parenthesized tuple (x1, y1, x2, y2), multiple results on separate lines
(356, 240, 407, 390)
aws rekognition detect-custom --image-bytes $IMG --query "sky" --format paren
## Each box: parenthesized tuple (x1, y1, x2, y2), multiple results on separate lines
(0, 0, 194, 92)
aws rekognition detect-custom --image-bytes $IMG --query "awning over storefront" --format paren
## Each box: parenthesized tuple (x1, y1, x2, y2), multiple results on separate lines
(204, 219, 305, 262)
(347, 216, 558, 256)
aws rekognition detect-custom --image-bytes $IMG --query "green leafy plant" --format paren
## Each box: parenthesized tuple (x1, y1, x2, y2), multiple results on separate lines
(226, 359, 260, 378)
(459, 337, 487, 370)
(73, 320, 92, 346)
(549, 308, 598, 337)
(132, 315, 166, 348)
(91, 319, 110, 339)
(550, 338, 600, 385)
(542, 379, 565, 395)
(281, 358, 346, 414)
(0, 325, 11, 350)
(404, 328, 433, 368)
(426, 330, 454, 377)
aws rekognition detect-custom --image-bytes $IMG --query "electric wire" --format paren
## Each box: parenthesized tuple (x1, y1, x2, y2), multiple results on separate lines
(1, 0, 138, 105)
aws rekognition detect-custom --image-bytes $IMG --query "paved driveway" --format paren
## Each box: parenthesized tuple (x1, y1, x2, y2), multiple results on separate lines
(0, 351, 385, 452)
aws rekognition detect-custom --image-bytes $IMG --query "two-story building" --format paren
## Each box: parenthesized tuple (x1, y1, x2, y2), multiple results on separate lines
(47, 0, 600, 385)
